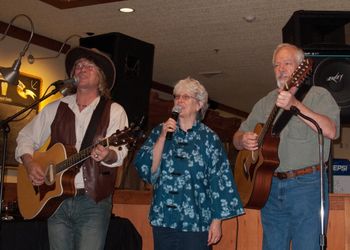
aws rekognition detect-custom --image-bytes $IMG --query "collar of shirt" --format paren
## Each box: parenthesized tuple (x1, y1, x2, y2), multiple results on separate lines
(63, 94, 101, 113)
(178, 119, 200, 134)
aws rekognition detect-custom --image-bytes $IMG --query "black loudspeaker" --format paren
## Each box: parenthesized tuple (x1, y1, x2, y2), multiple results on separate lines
(80, 32, 155, 125)
(305, 51, 350, 124)
(283, 10, 350, 124)
(282, 10, 350, 50)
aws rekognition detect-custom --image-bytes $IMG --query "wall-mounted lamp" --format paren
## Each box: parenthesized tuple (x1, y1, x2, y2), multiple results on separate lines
(27, 34, 82, 64)
(0, 14, 34, 86)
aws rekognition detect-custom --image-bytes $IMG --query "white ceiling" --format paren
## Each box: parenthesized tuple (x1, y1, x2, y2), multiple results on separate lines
(1, 0, 350, 114)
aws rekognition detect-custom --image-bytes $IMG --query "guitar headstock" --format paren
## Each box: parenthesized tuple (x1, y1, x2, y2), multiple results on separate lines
(108, 124, 144, 149)
(284, 58, 313, 90)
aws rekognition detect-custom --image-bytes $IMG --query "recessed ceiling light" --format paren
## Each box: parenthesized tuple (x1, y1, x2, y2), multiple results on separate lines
(119, 7, 135, 13)
(243, 15, 256, 23)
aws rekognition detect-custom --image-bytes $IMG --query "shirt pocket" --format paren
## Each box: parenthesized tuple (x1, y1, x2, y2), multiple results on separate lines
(284, 117, 308, 140)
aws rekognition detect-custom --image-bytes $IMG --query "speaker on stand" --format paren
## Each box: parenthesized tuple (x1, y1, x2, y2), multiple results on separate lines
(304, 50, 350, 124)
(80, 32, 155, 126)
(79, 33, 155, 189)
(283, 10, 350, 123)
(282, 10, 350, 193)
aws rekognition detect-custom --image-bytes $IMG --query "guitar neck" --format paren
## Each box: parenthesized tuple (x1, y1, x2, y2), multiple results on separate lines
(257, 105, 280, 147)
(55, 138, 109, 174)
(257, 80, 294, 146)
(257, 58, 313, 146)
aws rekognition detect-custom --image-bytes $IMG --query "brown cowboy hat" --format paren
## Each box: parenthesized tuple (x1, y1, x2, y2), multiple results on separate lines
(65, 46, 116, 90)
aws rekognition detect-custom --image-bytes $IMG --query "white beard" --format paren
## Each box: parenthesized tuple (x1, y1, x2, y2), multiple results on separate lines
(276, 79, 285, 88)
(276, 73, 288, 88)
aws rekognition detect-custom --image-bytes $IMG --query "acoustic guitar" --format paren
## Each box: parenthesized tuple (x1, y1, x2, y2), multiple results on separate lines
(17, 127, 138, 220)
(234, 58, 313, 209)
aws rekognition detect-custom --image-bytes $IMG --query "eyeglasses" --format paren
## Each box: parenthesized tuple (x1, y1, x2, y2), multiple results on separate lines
(173, 94, 197, 101)
(74, 62, 97, 71)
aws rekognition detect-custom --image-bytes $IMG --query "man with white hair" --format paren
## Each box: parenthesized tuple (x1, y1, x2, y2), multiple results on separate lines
(233, 43, 340, 249)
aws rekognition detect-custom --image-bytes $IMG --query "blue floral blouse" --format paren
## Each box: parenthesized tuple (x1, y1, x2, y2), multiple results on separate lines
(134, 121, 244, 232)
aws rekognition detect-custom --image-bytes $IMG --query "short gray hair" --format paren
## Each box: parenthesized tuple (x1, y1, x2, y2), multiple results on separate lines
(173, 77, 209, 120)
(272, 43, 304, 66)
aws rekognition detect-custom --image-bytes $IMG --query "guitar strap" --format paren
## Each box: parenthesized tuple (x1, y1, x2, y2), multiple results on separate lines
(272, 78, 312, 135)
(80, 96, 107, 151)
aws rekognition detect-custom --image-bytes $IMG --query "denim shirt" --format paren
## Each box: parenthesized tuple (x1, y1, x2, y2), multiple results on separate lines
(134, 121, 244, 232)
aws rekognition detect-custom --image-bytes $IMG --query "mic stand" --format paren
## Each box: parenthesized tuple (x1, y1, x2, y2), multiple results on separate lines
(290, 106, 326, 250)
(0, 83, 65, 222)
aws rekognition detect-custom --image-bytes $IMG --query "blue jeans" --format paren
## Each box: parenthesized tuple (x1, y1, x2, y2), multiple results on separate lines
(153, 226, 212, 250)
(47, 194, 112, 250)
(261, 171, 329, 250)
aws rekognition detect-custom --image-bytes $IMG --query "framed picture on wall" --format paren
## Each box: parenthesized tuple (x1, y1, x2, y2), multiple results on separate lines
(0, 71, 42, 166)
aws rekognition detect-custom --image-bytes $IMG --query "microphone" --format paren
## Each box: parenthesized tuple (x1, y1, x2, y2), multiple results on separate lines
(52, 77, 79, 88)
(290, 105, 323, 135)
(52, 77, 79, 96)
(166, 105, 182, 140)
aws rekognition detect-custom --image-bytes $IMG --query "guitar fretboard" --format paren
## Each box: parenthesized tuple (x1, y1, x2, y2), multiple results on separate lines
(55, 138, 109, 174)
(258, 105, 280, 147)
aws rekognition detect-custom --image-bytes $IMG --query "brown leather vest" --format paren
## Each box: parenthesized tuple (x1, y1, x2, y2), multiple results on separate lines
(49, 99, 116, 202)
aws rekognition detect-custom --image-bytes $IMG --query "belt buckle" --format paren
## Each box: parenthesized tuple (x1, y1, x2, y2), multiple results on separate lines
(274, 171, 295, 180)
(287, 171, 297, 179)
(274, 172, 287, 179)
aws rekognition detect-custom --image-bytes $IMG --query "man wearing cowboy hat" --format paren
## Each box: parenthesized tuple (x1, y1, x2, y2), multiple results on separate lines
(15, 47, 128, 250)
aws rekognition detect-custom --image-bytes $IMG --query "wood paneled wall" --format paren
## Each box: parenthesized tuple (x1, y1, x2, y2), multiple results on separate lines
(4, 185, 350, 249)
(113, 191, 350, 250)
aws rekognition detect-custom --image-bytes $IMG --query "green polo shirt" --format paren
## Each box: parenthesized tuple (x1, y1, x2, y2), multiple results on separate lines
(239, 86, 340, 172)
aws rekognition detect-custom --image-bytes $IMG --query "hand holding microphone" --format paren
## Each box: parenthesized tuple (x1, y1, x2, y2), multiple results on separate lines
(165, 105, 182, 140)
